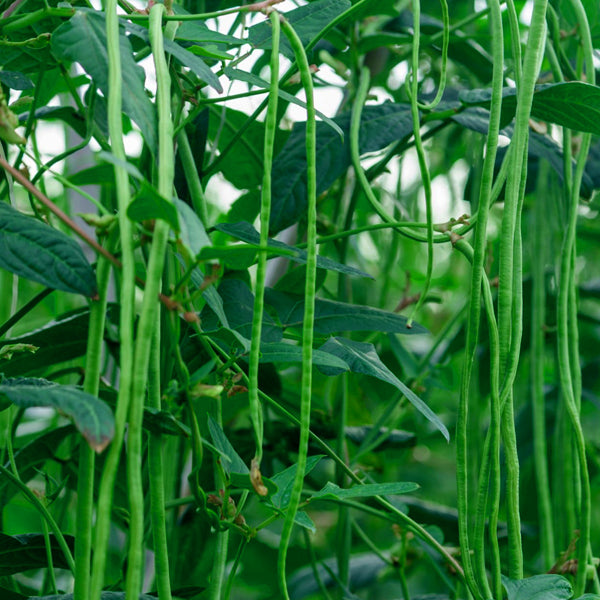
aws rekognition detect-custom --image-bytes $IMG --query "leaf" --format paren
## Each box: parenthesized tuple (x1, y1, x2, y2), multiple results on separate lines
(0, 202, 97, 297)
(318, 337, 450, 441)
(229, 472, 278, 497)
(124, 21, 222, 93)
(0, 310, 91, 377)
(269, 103, 413, 234)
(24, 106, 87, 138)
(0, 533, 75, 575)
(0, 378, 115, 452)
(530, 82, 600, 135)
(264, 288, 427, 335)
(127, 182, 179, 231)
(248, 0, 351, 59)
(51, 11, 157, 153)
(258, 342, 349, 370)
(309, 480, 419, 501)
(0, 586, 26, 600)
(345, 425, 416, 450)
(215, 221, 371, 279)
(0, 426, 75, 505)
(207, 415, 248, 475)
(175, 13, 242, 46)
(223, 66, 343, 138)
(0, 71, 34, 90)
(501, 574, 573, 600)
(200, 279, 282, 344)
(270, 455, 324, 508)
(176, 199, 211, 257)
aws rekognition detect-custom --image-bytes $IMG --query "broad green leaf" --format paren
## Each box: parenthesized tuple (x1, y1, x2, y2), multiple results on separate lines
(0, 71, 34, 90)
(0, 533, 74, 575)
(258, 342, 349, 371)
(175, 15, 242, 45)
(24, 106, 87, 138)
(270, 455, 324, 508)
(223, 66, 343, 138)
(531, 82, 600, 135)
(0, 311, 90, 377)
(0, 426, 74, 505)
(127, 182, 179, 231)
(97, 151, 145, 181)
(309, 481, 419, 501)
(269, 103, 413, 234)
(264, 288, 427, 335)
(0, 377, 114, 452)
(206, 106, 288, 190)
(51, 11, 157, 153)
(293, 511, 316, 533)
(201, 279, 282, 344)
(215, 221, 371, 279)
(67, 163, 115, 187)
(501, 574, 573, 600)
(176, 199, 211, 257)
(188, 44, 234, 61)
(124, 21, 222, 93)
(318, 337, 450, 441)
(0, 202, 97, 297)
(207, 415, 248, 475)
(248, 0, 351, 59)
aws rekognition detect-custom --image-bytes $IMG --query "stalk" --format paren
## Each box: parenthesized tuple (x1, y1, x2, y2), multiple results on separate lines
(276, 14, 318, 599)
(90, 0, 138, 595)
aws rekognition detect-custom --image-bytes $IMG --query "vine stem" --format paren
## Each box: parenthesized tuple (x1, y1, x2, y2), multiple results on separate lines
(248, 9, 280, 468)
(496, 0, 549, 580)
(125, 4, 176, 597)
(89, 0, 138, 595)
(73, 245, 112, 600)
(276, 14, 318, 599)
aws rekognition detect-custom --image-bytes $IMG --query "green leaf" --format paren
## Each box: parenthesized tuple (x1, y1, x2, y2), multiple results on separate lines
(215, 221, 371, 279)
(501, 574, 573, 600)
(51, 11, 157, 153)
(318, 337, 450, 441)
(0, 71, 34, 90)
(264, 288, 427, 335)
(229, 472, 278, 497)
(0, 310, 91, 377)
(269, 103, 413, 234)
(248, 0, 351, 59)
(124, 21, 222, 93)
(0, 377, 114, 452)
(201, 279, 282, 344)
(207, 415, 248, 475)
(176, 199, 211, 257)
(24, 106, 87, 138)
(0, 533, 75, 575)
(175, 14, 242, 45)
(0, 426, 75, 505)
(223, 66, 343, 138)
(270, 455, 324, 508)
(530, 81, 600, 135)
(0, 202, 97, 297)
(345, 425, 416, 450)
(258, 342, 349, 370)
(127, 182, 179, 231)
(309, 480, 419, 501)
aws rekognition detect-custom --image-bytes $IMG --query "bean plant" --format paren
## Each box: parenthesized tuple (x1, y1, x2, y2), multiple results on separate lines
(1, 0, 600, 599)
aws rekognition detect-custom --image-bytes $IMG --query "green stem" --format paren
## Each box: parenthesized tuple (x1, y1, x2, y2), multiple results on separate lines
(74, 245, 112, 600)
(276, 16, 318, 599)
(0, 464, 75, 573)
(125, 6, 176, 598)
(90, 0, 138, 595)
(248, 10, 280, 468)
(177, 128, 209, 225)
(148, 328, 173, 600)
(455, 0, 504, 596)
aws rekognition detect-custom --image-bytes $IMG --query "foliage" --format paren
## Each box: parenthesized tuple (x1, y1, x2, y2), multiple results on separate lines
(1, 0, 600, 599)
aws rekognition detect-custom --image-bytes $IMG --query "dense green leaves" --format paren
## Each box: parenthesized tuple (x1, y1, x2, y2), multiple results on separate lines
(309, 480, 419, 501)
(0, 378, 114, 452)
(318, 337, 450, 441)
(269, 103, 413, 233)
(51, 11, 157, 153)
(0, 202, 97, 297)
(501, 575, 574, 600)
